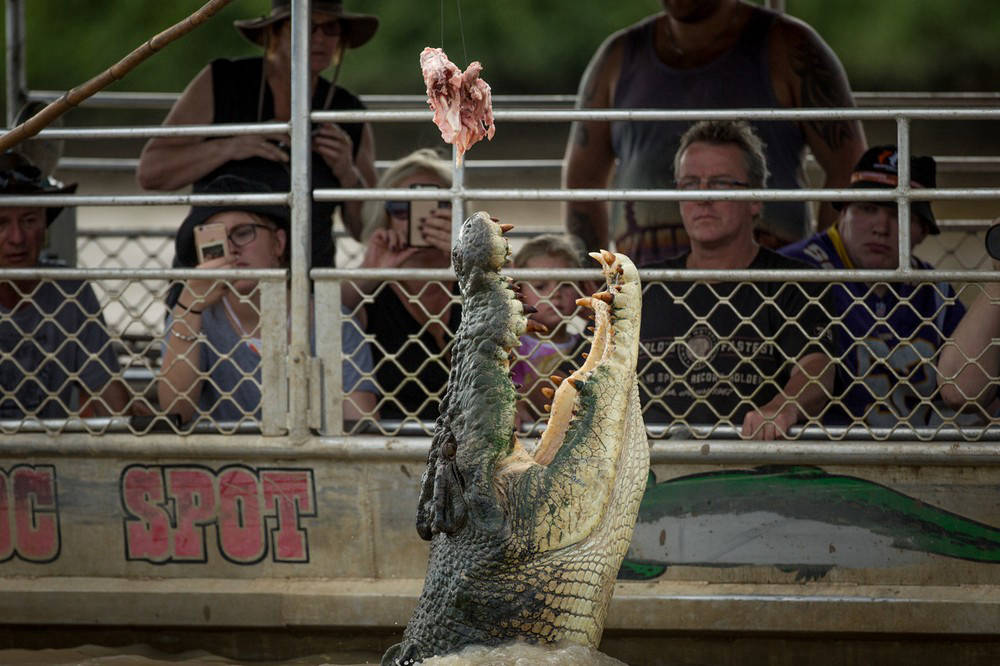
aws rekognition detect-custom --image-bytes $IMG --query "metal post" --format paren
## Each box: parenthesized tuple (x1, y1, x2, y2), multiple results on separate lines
(451, 144, 465, 255)
(896, 116, 913, 272)
(315, 280, 344, 435)
(288, 0, 312, 440)
(260, 281, 288, 436)
(4, 0, 27, 126)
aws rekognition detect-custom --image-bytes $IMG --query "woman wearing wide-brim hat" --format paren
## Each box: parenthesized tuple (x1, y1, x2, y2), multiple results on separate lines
(136, 0, 379, 269)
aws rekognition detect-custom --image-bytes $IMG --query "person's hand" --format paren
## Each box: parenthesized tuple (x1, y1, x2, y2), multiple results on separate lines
(362, 228, 421, 269)
(312, 123, 358, 185)
(178, 255, 233, 311)
(741, 402, 797, 440)
(415, 208, 453, 254)
(224, 133, 291, 164)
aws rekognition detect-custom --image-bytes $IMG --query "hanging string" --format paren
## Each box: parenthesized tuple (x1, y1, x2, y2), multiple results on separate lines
(440, 0, 446, 49)
(456, 0, 468, 65)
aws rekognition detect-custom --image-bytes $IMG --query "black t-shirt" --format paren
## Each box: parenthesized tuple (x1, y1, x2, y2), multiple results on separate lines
(364, 289, 462, 423)
(199, 57, 366, 268)
(639, 248, 832, 427)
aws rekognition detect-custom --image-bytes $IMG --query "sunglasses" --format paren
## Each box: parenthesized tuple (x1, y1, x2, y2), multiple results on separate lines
(311, 20, 342, 37)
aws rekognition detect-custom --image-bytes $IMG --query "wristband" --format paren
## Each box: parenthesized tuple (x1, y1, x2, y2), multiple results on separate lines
(176, 302, 204, 315)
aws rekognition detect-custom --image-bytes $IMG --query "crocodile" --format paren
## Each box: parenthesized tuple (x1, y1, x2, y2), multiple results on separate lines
(382, 212, 649, 665)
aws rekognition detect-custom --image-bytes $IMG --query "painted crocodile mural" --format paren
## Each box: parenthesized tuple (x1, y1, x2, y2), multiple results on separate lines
(621, 465, 1000, 581)
(382, 213, 649, 665)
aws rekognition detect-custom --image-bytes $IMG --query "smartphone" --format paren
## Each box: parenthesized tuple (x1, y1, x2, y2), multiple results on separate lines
(408, 185, 452, 248)
(194, 222, 231, 263)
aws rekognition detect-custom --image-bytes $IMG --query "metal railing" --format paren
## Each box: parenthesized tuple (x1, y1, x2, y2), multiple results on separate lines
(3, 104, 999, 443)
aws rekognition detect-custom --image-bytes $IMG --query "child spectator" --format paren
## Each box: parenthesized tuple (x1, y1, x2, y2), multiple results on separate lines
(510, 234, 591, 425)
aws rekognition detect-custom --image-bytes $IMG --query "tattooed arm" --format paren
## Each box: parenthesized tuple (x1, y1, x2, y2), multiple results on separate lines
(562, 34, 624, 253)
(770, 16, 867, 231)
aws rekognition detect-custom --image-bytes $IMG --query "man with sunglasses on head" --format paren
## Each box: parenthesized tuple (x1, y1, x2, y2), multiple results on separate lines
(639, 120, 834, 440)
(0, 152, 127, 419)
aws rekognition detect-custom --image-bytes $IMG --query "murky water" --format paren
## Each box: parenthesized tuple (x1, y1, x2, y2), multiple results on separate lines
(0, 642, 626, 666)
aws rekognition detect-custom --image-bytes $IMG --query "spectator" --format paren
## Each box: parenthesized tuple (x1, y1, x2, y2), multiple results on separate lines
(781, 146, 966, 427)
(937, 228, 1000, 418)
(359, 147, 453, 244)
(349, 149, 459, 424)
(509, 234, 591, 424)
(639, 120, 834, 439)
(158, 175, 375, 425)
(137, 0, 378, 267)
(563, 0, 866, 266)
(0, 152, 127, 418)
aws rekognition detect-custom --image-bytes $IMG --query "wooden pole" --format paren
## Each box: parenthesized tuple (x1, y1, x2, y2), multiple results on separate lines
(0, 0, 235, 153)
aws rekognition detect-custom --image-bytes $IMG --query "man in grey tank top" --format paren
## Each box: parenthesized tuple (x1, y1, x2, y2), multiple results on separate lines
(563, 0, 866, 267)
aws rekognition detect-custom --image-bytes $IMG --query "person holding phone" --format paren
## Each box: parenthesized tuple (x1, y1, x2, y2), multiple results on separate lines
(137, 0, 379, 267)
(346, 149, 461, 424)
(159, 175, 376, 426)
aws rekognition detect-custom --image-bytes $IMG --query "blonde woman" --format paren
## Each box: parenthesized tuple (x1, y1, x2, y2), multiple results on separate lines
(348, 149, 460, 423)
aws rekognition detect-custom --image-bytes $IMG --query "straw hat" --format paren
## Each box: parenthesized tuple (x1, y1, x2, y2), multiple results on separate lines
(233, 0, 378, 49)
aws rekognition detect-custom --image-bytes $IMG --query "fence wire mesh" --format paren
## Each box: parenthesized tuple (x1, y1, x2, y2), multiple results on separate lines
(2, 263, 996, 440)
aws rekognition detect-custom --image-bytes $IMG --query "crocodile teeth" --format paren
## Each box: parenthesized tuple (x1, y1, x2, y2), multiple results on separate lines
(594, 291, 613, 304)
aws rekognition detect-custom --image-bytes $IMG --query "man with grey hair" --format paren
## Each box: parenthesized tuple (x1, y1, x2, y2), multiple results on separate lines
(638, 120, 834, 439)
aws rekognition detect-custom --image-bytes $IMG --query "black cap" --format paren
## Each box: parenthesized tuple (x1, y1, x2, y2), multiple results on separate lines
(0, 151, 77, 225)
(175, 175, 289, 267)
(834, 145, 939, 235)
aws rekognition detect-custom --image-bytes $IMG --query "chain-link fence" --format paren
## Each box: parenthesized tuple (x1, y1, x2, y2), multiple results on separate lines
(3, 266, 997, 441)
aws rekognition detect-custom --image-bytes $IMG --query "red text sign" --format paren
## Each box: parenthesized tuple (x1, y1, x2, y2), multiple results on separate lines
(121, 465, 315, 564)
(0, 465, 60, 563)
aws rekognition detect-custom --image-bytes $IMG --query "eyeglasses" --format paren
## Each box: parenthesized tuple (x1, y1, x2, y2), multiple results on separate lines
(675, 177, 751, 191)
(311, 20, 341, 37)
(385, 201, 409, 219)
(228, 223, 275, 248)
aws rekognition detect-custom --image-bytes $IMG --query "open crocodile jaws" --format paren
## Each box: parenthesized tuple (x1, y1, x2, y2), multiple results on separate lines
(383, 212, 649, 665)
